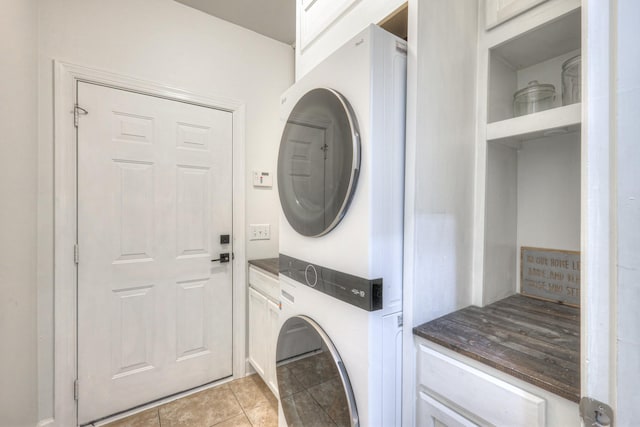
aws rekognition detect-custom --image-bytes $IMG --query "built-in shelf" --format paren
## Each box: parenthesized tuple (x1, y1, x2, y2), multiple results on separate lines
(487, 8, 581, 123)
(487, 102, 581, 146)
(480, 2, 583, 308)
(490, 9, 581, 67)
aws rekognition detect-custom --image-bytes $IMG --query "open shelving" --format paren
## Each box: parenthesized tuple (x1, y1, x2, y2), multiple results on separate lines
(487, 8, 581, 123)
(486, 102, 581, 146)
(476, 4, 583, 306)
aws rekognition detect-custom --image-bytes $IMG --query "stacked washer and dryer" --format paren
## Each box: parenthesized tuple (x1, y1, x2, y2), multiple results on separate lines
(275, 25, 407, 427)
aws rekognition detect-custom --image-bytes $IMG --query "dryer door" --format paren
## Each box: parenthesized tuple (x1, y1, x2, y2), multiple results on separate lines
(278, 88, 360, 237)
(276, 315, 359, 427)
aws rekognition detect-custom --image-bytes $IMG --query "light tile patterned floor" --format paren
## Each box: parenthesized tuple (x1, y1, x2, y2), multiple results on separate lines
(103, 374, 278, 427)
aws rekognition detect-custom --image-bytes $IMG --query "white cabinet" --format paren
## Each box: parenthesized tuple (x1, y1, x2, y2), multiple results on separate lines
(266, 299, 280, 393)
(485, 0, 549, 29)
(298, 0, 359, 52)
(415, 338, 580, 426)
(247, 265, 280, 396)
(417, 342, 546, 426)
(295, 0, 405, 79)
(418, 392, 479, 427)
(248, 287, 268, 378)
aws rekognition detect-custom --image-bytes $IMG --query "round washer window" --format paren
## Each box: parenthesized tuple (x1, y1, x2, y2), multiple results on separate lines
(276, 316, 358, 426)
(278, 88, 360, 237)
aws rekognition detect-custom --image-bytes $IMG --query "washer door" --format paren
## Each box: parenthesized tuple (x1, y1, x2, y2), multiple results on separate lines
(278, 88, 360, 237)
(276, 316, 359, 427)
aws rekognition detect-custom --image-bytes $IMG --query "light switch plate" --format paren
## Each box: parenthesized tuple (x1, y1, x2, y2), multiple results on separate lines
(249, 224, 271, 240)
(253, 171, 273, 187)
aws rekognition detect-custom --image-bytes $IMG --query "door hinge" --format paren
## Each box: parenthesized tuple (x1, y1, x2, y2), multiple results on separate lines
(74, 243, 79, 264)
(74, 104, 88, 127)
(73, 379, 79, 401)
(397, 314, 403, 327)
(580, 397, 614, 426)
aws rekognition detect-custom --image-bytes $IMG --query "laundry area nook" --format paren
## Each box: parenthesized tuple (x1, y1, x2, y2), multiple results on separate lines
(1, 1, 638, 427)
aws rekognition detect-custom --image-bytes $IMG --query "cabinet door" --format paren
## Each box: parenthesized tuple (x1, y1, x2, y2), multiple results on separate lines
(248, 288, 268, 378)
(485, 0, 548, 29)
(417, 392, 479, 427)
(299, 0, 359, 50)
(266, 299, 280, 395)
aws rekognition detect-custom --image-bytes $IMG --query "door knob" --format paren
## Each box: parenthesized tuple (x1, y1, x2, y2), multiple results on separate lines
(211, 253, 230, 263)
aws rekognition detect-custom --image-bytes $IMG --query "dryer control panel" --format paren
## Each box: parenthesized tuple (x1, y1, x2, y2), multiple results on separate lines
(279, 254, 383, 311)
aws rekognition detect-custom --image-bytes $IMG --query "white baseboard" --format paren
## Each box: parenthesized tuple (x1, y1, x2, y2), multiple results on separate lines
(245, 358, 257, 376)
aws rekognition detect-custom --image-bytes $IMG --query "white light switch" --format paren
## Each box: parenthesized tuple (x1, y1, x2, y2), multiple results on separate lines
(253, 171, 273, 187)
(249, 224, 271, 240)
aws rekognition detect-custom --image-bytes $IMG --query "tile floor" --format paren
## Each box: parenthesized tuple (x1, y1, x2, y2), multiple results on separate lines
(102, 374, 278, 427)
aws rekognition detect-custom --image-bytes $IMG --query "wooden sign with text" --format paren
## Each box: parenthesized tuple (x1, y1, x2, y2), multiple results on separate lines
(521, 247, 580, 306)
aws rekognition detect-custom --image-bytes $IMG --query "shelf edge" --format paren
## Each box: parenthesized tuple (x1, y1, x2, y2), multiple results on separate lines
(487, 102, 581, 143)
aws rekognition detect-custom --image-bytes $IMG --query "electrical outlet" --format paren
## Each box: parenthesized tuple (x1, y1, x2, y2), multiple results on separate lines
(249, 224, 270, 240)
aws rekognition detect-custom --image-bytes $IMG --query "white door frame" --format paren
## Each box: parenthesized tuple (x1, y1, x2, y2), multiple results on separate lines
(52, 61, 247, 426)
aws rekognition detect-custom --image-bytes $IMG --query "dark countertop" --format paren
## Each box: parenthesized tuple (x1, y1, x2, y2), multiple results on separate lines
(413, 294, 580, 402)
(248, 258, 279, 276)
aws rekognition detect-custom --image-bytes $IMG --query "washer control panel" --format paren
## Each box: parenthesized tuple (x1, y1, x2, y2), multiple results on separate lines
(279, 254, 383, 311)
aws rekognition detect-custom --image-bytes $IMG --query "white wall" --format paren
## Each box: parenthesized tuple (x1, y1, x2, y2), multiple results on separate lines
(615, 0, 640, 423)
(483, 142, 517, 305)
(406, 0, 478, 327)
(0, 0, 39, 426)
(37, 0, 293, 421)
(295, 0, 405, 79)
(402, 0, 478, 425)
(517, 132, 581, 275)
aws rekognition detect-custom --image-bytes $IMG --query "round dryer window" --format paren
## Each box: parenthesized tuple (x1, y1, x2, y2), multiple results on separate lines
(278, 88, 361, 237)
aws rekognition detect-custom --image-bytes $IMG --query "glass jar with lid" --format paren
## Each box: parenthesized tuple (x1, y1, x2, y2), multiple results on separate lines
(562, 55, 581, 105)
(513, 80, 556, 117)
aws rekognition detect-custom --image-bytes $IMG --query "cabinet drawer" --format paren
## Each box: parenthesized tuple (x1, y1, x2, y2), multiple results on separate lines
(249, 265, 279, 301)
(417, 343, 545, 426)
(418, 391, 479, 427)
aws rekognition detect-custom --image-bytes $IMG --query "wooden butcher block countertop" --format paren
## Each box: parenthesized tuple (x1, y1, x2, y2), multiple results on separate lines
(248, 258, 279, 276)
(413, 294, 580, 402)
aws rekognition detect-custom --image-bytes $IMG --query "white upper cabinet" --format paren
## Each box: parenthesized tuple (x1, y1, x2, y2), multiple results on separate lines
(485, 0, 549, 29)
(295, 0, 406, 79)
(299, 0, 361, 52)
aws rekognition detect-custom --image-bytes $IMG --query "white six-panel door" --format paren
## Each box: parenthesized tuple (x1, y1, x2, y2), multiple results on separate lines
(77, 82, 233, 423)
